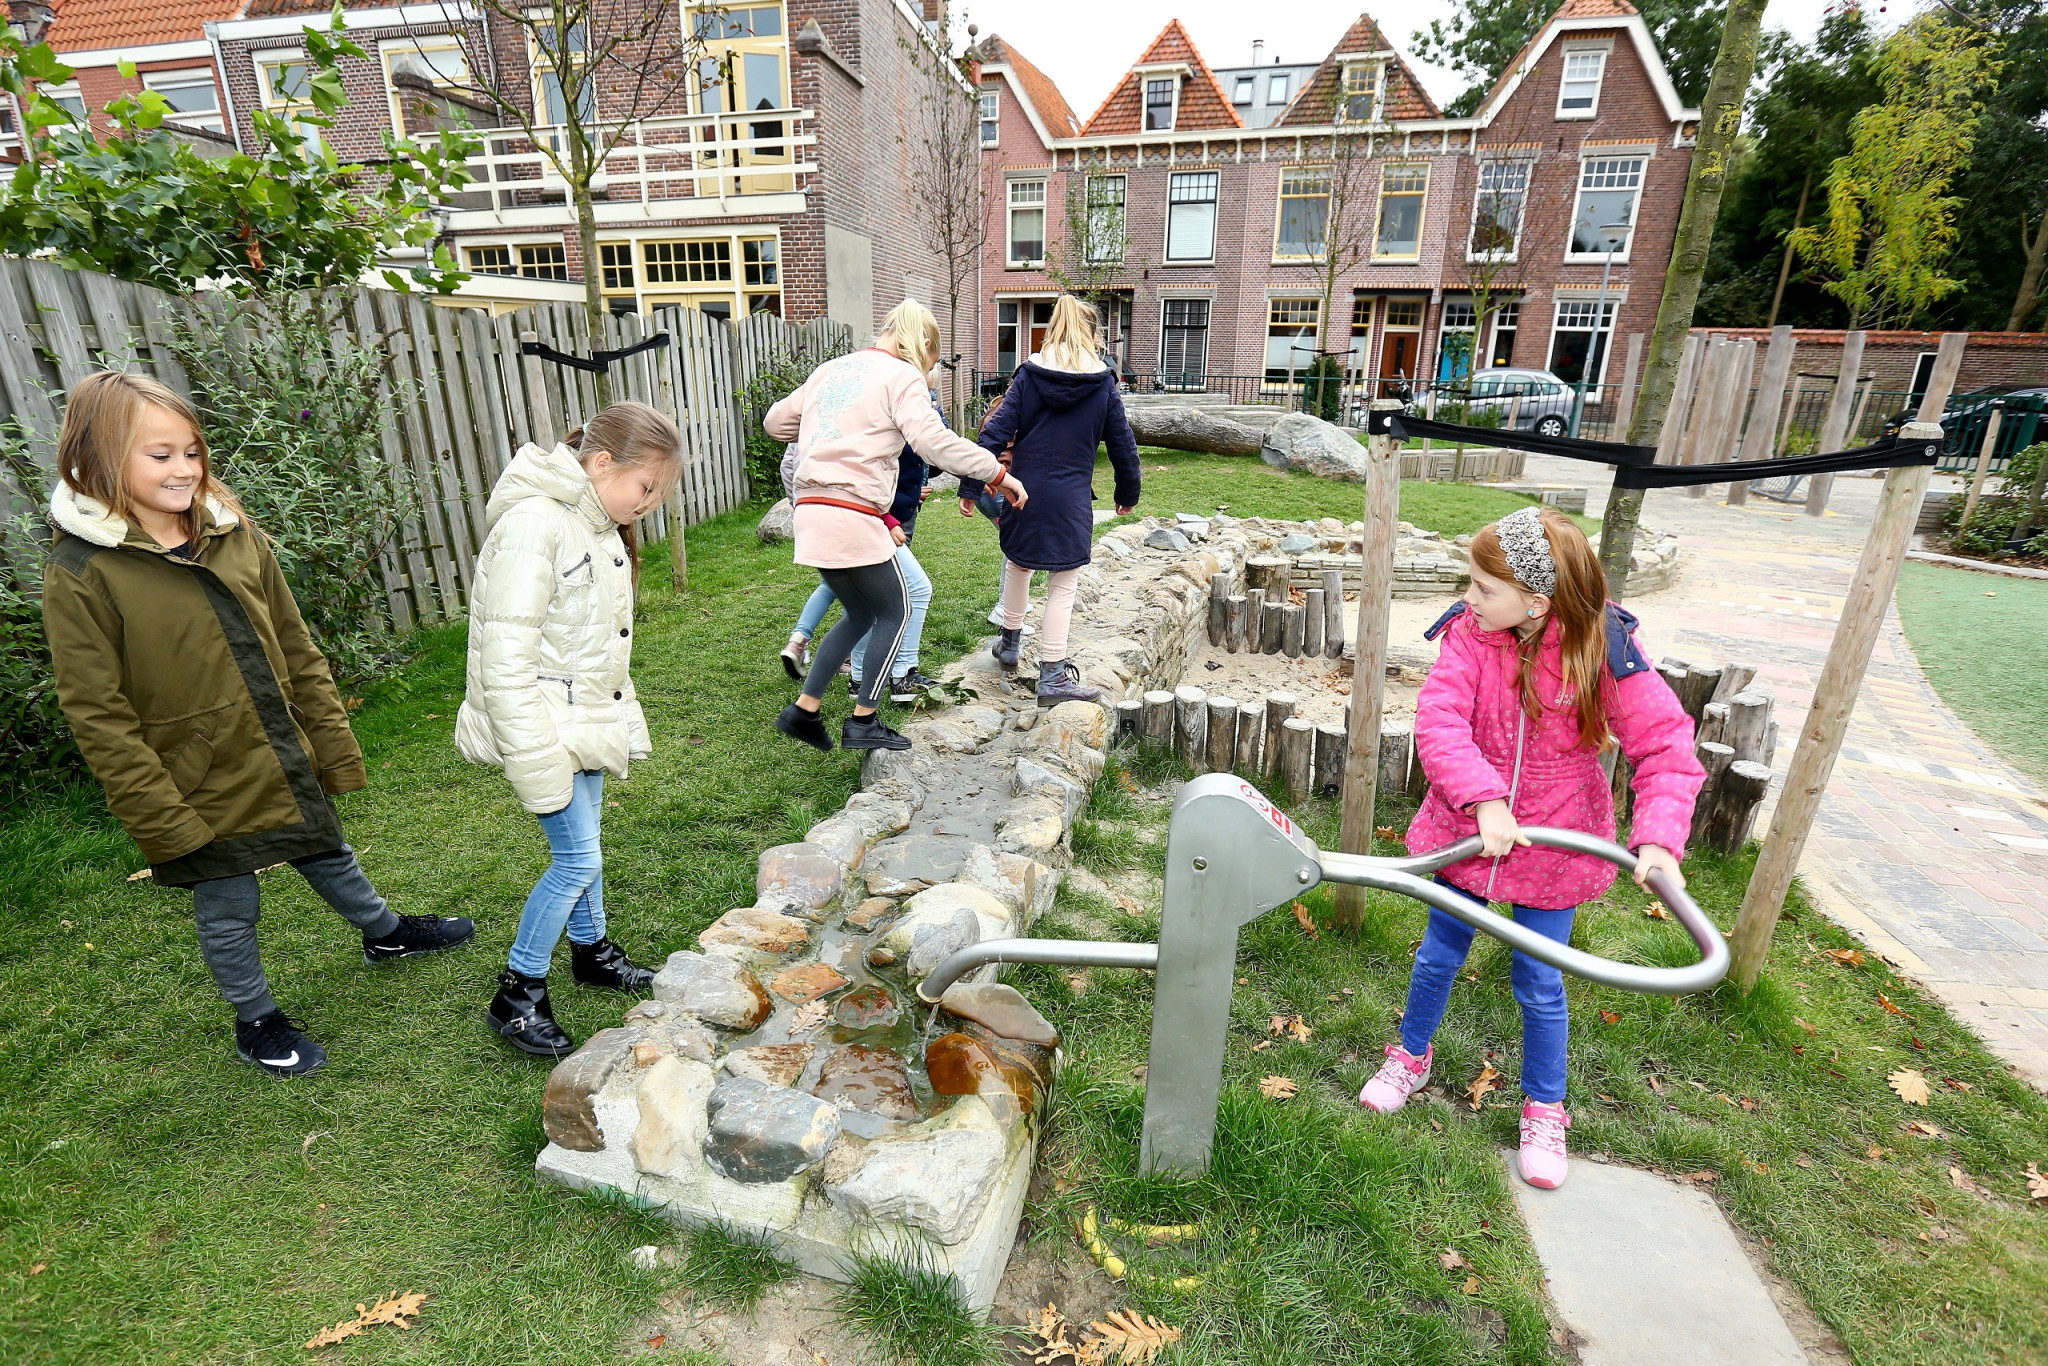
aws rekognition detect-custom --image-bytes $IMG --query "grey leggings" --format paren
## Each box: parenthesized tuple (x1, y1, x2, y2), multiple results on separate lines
(802, 558, 910, 709)
(190, 845, 399, 1022)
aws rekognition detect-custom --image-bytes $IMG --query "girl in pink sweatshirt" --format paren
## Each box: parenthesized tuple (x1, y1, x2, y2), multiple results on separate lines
(1358, 507, 1704, 1190)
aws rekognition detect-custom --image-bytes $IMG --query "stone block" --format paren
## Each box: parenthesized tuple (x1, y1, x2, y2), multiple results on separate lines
(1014, 757, 1086, 822)
(846, 896, 896, 930)
(994, 793, 1068, 862)
(937, 982, 1059, 1048)
(631, 1055, 718, 1179)
(697, 906, 809, 965)
(826, 1126, 1007, 1245)
(653, 951, 773, 1031)
(769, 961, 851, 1004)
(900, 881, 1014, 944)
(756, 842, 849, 918)
(702, 1075, 841, 1184)
(864, 833, 976, 897)
(542, 1027, 641, 1152)
(721, 1042, 817, 1087)
(959, 845, 1058, 928)
(811, 1043, 918, 1121)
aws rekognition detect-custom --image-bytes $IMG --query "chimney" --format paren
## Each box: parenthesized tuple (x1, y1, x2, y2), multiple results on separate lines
(923, 0, 944, 23)
(1252, 39, 1263, 68)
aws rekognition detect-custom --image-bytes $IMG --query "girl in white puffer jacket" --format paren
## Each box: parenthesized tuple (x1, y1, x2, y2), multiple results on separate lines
(456, 401, 683, 1056)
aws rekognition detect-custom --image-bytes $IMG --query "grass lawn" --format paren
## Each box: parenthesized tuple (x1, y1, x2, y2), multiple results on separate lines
(1894, 562, 2048, 785)
(3, 454, 2042, 1364)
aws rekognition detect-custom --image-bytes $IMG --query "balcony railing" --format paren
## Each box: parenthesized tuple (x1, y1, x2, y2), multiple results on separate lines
(443, 107, 818, 214)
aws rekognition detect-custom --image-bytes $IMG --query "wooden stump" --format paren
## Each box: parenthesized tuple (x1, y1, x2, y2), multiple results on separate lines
(1611, 752, 1635, 826)
(1114, 699, 1142, 747)
(1281, 604, 1306, 658)
(1140, 690, 1175, 748)
(1697, 701, 1730, 749)
(1303, 589, 1325, 657)
(1225, 595, 1249, 652)
(1405, 741, 1430, 802)
(1706, 760, 1772, 853)
(1321, 570, 1345, 658)
(1691, 741, 1736, 848)
(1235, 701, 1265, 777)
(1175, 686, 1207, 769)
(1206, 696, 1239, 772)
(1261, 591, 1286, 653)
(1263, 692, 1297, 781)
(1656, 659, 1688, 703)
(1711, 663, 1757, 704)
(1762, 719, 1779, 769)
(1316, 723, 1347, 794)
(1678, 665, 1721, 720)
(1722, 688, 1773, 765)
(1246, 555, 1290, 601)
(1378, 720, 1412, 795)
(1207, 573, 1230, 647)
(1245, 591, 1264, 654)
(1279, 717, 1315, 800)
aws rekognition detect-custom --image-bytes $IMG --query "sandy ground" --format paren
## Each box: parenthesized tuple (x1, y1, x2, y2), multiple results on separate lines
(1181, 593, 1456, 729)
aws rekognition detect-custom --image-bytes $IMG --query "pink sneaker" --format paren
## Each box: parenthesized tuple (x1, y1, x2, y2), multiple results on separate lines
(1358, 1043, 1432, 1113)
(1517, 1101, 1572, 1189)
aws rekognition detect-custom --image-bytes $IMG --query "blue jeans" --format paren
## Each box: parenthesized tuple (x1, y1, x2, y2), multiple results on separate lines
(509, 769, 607, 976)
(1399, 877, 1577, 1104)
(793, 545, 931, 683)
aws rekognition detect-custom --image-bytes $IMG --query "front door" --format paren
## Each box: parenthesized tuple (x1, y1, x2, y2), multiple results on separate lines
(1379, 330, 1419, 397)
(1161, 299, 1210, 387)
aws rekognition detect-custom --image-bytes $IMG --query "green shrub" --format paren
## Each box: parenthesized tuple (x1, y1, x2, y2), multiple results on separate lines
(737, 336, 853, 494)
(1301, 354, 1346, 424)
(1946, 440, 2048, 560)
(0, 427, 80, 795)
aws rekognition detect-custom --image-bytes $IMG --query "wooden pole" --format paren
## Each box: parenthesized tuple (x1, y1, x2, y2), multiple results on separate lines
(1315, 723, 1347, 794)
(1334, 399, 1401, 929)
(1279, 717, 1315, 800)
(1693, 336, 1753, 500)
(1281, 603, 1306, 658)
(1260, 590, 1285, 653)
(1140, 690, 1175, 748)
(1652, 334, 1704, 466)
(1225, 594, 1249, 652)
(1731, 332, 1967, 987)
(1175, 685, 1208, 770)
(1262, 692, 1297, 782)
(1115, 698, 1142, 747)
(1321, 569, 1344, 658)
(1728, 325, 1795, 507)
(1235, 701, 1265, 776)
(1303, 587, 1326, 657)
(1205, 696, 1239, 772)
(1960, 402, 2006, 527)
(1804, 330, 1866, 517)
(1614, 332, 1644, 437)
(1245, 589, 1264, 655)
(1207, 573, 1230, 646)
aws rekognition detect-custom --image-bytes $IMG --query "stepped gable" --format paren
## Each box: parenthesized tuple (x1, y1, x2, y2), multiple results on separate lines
(49, 0, 245, 50)
(977, 34, 1080, 138)
(1277, 13, 1441, 126)
(1079, 19, 1243, 137)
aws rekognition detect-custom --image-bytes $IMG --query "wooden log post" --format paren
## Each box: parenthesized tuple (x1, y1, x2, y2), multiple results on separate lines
(1206, 695, 1239, 772)
(1611, 752, 1636, 827)
(1678, 664, 1722, 721)
(1245, 590, 1264, 654)
(1405, 738, 1430, 802)
(1315, 723, 1347, 794)
(1321, 569, 1345, 658)
(1378, 719, 1413, 795)
(1698, 701, 1731, 748)
(1225, 595, 1249, 652)
(1720, 688, 1774, 765)
(1303, 588, 1326, 657)
(1711, 663, 1758, 703)
(1279, 717, 1315, 800)
(1261, 590, 1286, 653)
(1960, 401, 2006, 528)
(1262, 692, 1297, 783)
(1140, 690, 1175, 749)
(1656, 659, 1689, 706)
(1804, 330, 1867, 517)
(1707, 761, 1773, 854)
(1613, 333, 1644, 437)
(1246, 555, 1290, 603)
(519, 330, 555, 444)
(1281, 603, 1306, 658)
(1728, 325, 1795, 507)
(1734, 331, 1968, 986)
(1115, 699, 1142, 747)
(1175, 685, 1208, 770)
(1235, 701, 1265, 777)
(1207, 573, 1230, 646)
(1653, 334, 1705, 466)
(1336, 399, 1402, 927)
(1691, 741, 1736, 847)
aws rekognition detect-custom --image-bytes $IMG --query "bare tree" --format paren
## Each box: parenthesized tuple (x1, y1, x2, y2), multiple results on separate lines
(1310, 129, 1379, 378)
(1039, 156, 1144, 366)
(897, 15, 983, 421)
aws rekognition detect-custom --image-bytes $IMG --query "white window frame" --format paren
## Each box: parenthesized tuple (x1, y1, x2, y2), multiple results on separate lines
(1232, 75, 1254, 106)
(1486, 299, 1521, 369)
(1006, 178, 1047, 268)
(1564, 154, 1645, 263)
(380, 35, 472, 138)
(1337, 61, 1383, 124)
(1272, 164, 1331, 262)
(1372, 163, 1428, 262)
(1143, 75, 1179, 132)
(1556, 45, 1609, 120)
(1264, 296, 1321, 385)
(978, 86, 999, 148)
(1084, 174, 1127, 265)
(40, 80, 84, 122)
(1268, 71, 1291, 106)
(1163, 170, 1219, 265)
(1467, 158, 1531, 264)
(143, 69, 223, 133)
(1544, 297, 1620, 401)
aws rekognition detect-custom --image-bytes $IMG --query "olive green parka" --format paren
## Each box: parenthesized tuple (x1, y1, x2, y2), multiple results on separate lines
(42, 482, 364, 886)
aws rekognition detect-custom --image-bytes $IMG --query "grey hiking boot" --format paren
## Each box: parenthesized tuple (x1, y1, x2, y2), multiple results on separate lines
(1036, 659, 1100, 705)
(992, 627, 1022, 669)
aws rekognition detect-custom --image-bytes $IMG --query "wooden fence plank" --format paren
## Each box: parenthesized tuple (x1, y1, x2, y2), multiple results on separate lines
(494, 309, 536, 448)
(23, 260, 99, 395)
(77, 271, 142, 369)
(403, 296, 475, 585)
(374, 289, 459, 620)
(348, 290, 428, 629)
(427, 300, 493, 557)
(460, 307, 514, 485)
(133, 286, 193, 400)
(0, 261, 56, 438)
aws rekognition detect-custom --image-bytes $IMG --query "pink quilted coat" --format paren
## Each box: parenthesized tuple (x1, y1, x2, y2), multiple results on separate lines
(1406, 603, 1706, 909)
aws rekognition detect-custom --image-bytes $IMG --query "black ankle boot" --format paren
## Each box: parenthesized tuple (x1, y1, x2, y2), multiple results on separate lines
(571, 937, 655, 993)
(841, 712, 913, 751)
(486, 969, 577, 1057)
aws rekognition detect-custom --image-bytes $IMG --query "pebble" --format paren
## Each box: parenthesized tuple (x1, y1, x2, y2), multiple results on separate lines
(811, 1044, 918, 1121)
(1143, 527, 1191, 552)
(937, 982, 1059, 1048)
(833, 984, 901, 1030)
(768, 961, 850, 1004)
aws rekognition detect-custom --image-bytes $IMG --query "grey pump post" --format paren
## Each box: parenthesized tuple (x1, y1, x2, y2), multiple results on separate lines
(917, 773, 1729, 1178)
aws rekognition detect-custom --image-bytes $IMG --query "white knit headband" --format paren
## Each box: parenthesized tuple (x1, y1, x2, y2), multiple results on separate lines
(1494, 507, 1556, 597)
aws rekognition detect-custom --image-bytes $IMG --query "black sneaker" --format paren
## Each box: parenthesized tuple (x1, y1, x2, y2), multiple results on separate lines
(775, 702, 834, 752)
(992, 627, 1022, 669)
(571, 937, 655, 993)
(486, 969, 577, 1057)
(889, 668, 941, 703)
(848, 677, 861, 697)
(841, 712, 913, 751)
(235, 1012, 327, 1077)
(364, 912, 477, 963)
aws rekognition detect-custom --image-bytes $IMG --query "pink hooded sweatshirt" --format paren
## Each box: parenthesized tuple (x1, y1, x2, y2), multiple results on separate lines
(1406, 601, 1706, 909)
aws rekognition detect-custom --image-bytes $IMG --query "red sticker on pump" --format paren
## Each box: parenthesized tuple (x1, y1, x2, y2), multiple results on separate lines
(1237, 781, 1295, 837)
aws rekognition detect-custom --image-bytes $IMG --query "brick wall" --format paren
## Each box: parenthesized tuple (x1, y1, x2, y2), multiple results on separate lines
(1704, 329, 2048, 395)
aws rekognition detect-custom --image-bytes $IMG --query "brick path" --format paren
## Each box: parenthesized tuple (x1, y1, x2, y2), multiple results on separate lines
(1514, 457, 2048, 1089)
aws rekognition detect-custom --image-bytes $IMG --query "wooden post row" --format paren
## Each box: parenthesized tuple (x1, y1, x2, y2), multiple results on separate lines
(1335, 400, 1403, 927)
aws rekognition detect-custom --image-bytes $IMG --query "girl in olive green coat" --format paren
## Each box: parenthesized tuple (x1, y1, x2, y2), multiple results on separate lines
(42, 371, 474, 1077)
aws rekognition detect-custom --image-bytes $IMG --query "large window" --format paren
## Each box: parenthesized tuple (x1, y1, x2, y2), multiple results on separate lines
(979, 87, 999, 147)
(1085, 175, 1126, 264)
(644, 239, 731, 284)
(1165, 171, 1219, 263)
(1547, 298, 1618, 395)
(1007, 180, 1046, 266)
(145, 70, 222, 133)
(1374, 163, 1428, 260)
(1274, 166, 1330, 260)
(1557, 49, 1607, 118)
(1160, 298, 1210, 381)
(527, 13, 591, 125)
(1144, 77, 1177, 131)
(693, 1, 786, 117)
(1568, 157, 1643, 258)
(256, 53, 321, 150)
(383, 37, 471, 137)
(1469, 159, 1530, 260)
(1339, 63, 1380, 123)
(1265, 298, 1320, 384)
(630, 234, 780, 316)
(743, 238, 780, 313)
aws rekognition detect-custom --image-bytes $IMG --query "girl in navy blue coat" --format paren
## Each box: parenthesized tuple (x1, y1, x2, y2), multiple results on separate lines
(961, 296, 1140, 704)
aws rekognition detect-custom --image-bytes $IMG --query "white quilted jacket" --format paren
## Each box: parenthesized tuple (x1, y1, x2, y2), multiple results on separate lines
(455, 443, 652, 813)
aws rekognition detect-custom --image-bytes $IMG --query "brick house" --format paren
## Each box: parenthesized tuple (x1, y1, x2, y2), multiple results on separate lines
(26, 0, 242, 157)
(974, 0, 1699, 415)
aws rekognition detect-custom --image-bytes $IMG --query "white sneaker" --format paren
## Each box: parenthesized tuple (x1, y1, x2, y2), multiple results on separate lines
(1359, 1042, 1432, 1113)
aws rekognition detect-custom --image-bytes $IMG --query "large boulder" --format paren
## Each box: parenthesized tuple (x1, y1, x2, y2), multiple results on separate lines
(1261, 412, 1371, 482)
(757, 498, 794, 544)
(1125, 405, 1263, 455)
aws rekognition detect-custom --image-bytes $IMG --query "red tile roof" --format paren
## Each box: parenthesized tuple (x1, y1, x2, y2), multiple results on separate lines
(977, 34, 1080, 139)
(1559, 0, 1637, 15)
(1278, 13, 1441, 126)
(49, 0, 245, 53)
(1080, 19, 1242, 136)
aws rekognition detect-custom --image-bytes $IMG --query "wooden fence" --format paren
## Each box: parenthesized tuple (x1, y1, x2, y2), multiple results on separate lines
(0, 258, 851, 627)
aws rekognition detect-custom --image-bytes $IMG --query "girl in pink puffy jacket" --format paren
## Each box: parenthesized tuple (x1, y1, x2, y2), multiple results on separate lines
(1358, 507, 1705, 1190)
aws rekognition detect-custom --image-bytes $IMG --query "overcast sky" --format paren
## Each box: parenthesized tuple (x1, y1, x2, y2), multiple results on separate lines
(952, 0, 1904, 117)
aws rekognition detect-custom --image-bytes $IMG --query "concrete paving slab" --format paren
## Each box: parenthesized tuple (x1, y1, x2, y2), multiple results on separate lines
(1504, 1154, 1808, 1366)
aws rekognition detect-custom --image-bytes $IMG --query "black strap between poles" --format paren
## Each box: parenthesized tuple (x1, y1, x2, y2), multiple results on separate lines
(520, 331, 671, 375)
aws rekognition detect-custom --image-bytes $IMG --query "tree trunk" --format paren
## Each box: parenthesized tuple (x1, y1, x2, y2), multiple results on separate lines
(571, 131, 613, 410)
(2010, 211, 2048, 333)
(1598, 0, 1771, 595)
(1765, 169, 1811, 333)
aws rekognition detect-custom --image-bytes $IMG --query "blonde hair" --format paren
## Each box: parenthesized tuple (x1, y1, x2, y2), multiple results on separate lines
(1038, 295, 1101, 371)
(57, 370, 244, 544)
(562, 400, 685, 588)
(875, 298, 941, 375)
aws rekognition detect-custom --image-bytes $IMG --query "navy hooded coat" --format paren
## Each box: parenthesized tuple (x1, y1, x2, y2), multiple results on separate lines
(963, 361, 1141, 572)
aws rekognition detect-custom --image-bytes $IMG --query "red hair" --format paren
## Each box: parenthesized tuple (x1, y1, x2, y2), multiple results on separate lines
(1469, 507, 1611, 750)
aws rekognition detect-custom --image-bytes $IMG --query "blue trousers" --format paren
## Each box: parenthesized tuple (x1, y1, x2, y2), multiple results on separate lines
(793, 543, 931, 682)
(509, 769, 607, 976)
(1398, 877, 1577, 1104)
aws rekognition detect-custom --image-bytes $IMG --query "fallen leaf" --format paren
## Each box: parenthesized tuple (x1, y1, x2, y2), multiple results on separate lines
(1889, 1069, 1931, 1106)
(2025, 1163, 2048, 1200)
(1825, 948, 1866, 968)
(646, 1335, 667, 1349)
(786, 999, 830, 1037)
(1466, 1064, 1500, 1111)
(1131, 1065, 1147, 1080)
(1439, 1248, 1468, 1271)
(1429, 1118, 1444, 1132)
(1904, 1121, 1944, 1138)
(1645, 900, 1670, 920)
(1793, 1016, 1816, 1034)
(1252, 1040, 1273, 1052)
(1292, 901, 1320, 939)
(1717, 1092, 1740, 1107)
(1944, 1078, 1975, 1092)
(1878, 994, 1907, 1017)
(1118, 769, 1139, 792)
(1460, 1275, 1481, 1295)
(304, 1291, 428, 1349)
(1949, 1166, 1994, 1199)
(1868, 1145, 1890, 1161)
(1646, 1074, 1667, 1096)
(1237, 978, 1249, 986)
(1376, 825, 1398, 841)
(1269, 1015, 1313, 1043)
(1259, 1075, 1300, 1101)
(1085, 1307, 1183, 1363)
(125, 868, 151, 882)
(1679, 1170, 1718, 1184)
(1795, 1155, 1813, 1169)
(1599, 1009, 1621, 1025)
(423, 713, 439, 720)
(1742, 1154, 1769, 1174)
(29, 1262, 45, 1275)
